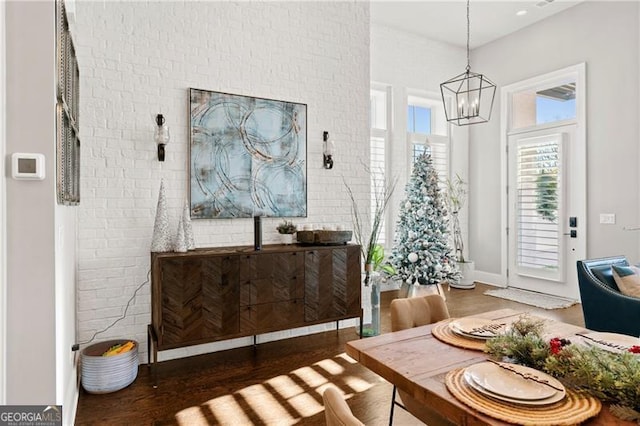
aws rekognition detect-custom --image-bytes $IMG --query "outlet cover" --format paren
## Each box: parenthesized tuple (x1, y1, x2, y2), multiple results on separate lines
(600, 213, 616, 224)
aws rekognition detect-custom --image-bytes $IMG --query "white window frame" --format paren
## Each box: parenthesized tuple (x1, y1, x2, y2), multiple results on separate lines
(370, 83, 393, 247)
(405, 92, 450, 183)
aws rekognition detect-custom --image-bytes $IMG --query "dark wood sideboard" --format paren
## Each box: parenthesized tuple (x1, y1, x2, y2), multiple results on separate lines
(147, 243, 361, 385)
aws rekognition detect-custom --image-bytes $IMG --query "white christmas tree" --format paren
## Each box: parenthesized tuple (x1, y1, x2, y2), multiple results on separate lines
(390, 154, 460, 286)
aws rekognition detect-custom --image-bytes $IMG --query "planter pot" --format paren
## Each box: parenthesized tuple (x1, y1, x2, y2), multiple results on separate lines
(450, 261, 475, 289)
(280, 233, 294, 245)
(399, 281, 446, 301)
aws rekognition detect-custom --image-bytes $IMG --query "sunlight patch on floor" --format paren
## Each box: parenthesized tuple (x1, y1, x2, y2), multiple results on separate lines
(287, 391, 325, 417)
(175, 406, 207, 425)
(239, 383, 297, 425)
(343, 374, 375, 392)
(266, 375, 305, 399)
(203, 394, 252, 425)
(314, 357, 344, 375)
(291, 365, 330, 388)
(337, 352, 357, 364)
(182, 353, 376, 424)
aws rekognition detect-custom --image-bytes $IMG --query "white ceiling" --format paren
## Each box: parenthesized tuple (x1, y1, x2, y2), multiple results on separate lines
(370, 0, 585, 49)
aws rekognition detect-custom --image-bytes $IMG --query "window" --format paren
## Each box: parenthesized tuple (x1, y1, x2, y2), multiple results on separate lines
(407, 95, 447, 137)
(369, 88, 452, 249)
(407, 105, 431, 134)
(370, 86, 391, 245)
(407, 95, 449, 181)
(512, 82, 576, 129)
(411, 140, 448, 180)
(370, 89, 387, 130)
(515, 135, 563, 272)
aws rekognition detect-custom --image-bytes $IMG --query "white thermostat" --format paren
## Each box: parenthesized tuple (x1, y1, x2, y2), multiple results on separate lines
(12, 153, 46, 180)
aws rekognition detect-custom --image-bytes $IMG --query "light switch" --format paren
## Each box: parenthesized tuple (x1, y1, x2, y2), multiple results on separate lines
(600, 213, 616, 224)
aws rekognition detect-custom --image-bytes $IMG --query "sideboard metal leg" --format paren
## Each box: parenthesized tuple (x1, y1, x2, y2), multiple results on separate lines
(147, 324, 159, 388)
(147, 325, 152, 366)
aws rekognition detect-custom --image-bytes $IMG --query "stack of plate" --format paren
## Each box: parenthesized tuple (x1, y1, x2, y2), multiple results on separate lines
(464, 361, 566, 406)
(449, 318, 506, 340)
(81, 339, 138, 394)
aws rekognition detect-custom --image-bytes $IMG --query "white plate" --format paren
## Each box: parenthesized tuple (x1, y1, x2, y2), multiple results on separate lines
(463, 369, 566, 406)
(465, 361, 564, 401)
(580, 332, 639, 353)
(449, 318, 506, 339)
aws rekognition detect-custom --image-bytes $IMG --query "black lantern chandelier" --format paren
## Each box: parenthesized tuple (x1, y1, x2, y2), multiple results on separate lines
(440, 0, 496, 126)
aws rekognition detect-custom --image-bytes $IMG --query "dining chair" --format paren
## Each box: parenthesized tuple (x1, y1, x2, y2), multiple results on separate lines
(389, 294, 451, 426)
(322, 386, 365, 426)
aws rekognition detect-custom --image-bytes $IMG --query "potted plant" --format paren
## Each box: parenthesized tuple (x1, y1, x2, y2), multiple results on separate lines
(344, 170, 397, 336)
(446, 174, 475, 289)
(276, 220, 297, 245)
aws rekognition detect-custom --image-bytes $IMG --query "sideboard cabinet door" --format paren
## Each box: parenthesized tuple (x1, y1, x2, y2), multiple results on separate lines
(304, 245, 361, 322)
(240, 252, 305, 333)
(159, 255, 240, 348)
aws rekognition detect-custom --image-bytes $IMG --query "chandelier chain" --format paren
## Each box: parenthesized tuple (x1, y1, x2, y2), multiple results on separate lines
(466, 0, 470, 71)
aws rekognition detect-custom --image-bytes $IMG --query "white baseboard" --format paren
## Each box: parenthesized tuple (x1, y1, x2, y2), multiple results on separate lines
(62, 365, 78, 426)
(473, 270, 506, 288)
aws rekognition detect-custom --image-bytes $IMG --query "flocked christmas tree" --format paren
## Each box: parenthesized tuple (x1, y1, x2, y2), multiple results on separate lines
(390, 153, 460, 286)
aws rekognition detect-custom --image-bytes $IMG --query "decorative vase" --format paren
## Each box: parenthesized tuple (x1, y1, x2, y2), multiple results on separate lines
(280, 233, 294, 245)
(357, 264, 381, 337)
(450, 261, 475, 290)
(150, 180, 173, 252)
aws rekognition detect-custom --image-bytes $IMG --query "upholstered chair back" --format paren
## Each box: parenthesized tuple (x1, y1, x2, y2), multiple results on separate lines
(323, 386, 364, 426)
(390, 294, 450, 332)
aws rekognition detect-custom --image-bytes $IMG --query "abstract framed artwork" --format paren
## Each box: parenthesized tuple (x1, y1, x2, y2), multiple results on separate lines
(189, 88, 307, 219)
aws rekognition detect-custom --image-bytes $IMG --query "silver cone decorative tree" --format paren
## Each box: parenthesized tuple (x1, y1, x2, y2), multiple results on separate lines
(182, 200, 195, 250)
(150, 180, 173, 252)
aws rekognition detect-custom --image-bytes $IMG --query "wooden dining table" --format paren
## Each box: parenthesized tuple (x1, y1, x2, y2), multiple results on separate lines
(345, 308, 635, 425)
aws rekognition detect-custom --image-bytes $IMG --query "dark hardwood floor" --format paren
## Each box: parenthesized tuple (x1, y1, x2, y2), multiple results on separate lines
(74, 283, 584, 425)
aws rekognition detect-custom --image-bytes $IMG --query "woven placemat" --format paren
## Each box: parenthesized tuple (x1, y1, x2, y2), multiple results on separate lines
(445, 368, 602, 425)
(432, 319, 487, 351)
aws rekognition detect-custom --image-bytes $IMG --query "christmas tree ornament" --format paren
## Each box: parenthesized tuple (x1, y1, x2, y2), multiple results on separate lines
(408, 252, 419, 263)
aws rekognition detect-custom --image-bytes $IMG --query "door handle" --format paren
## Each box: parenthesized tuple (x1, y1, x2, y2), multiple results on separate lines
(563, 230, 577, 238)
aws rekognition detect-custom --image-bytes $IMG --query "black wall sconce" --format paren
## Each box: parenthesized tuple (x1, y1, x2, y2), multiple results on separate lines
(323, 131, 335, 169)
(154, 114, 170, 162)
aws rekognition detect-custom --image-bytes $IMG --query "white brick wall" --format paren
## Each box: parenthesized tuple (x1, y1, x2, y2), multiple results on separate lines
(72, 1, 370, 362)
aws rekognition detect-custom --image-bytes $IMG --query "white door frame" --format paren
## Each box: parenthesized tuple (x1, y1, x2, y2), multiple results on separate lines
(500, 63, 586, 296)
(0, 0, 7, 404)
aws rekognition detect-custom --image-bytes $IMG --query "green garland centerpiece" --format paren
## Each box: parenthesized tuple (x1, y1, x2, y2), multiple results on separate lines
(485, 316, 640, 421)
